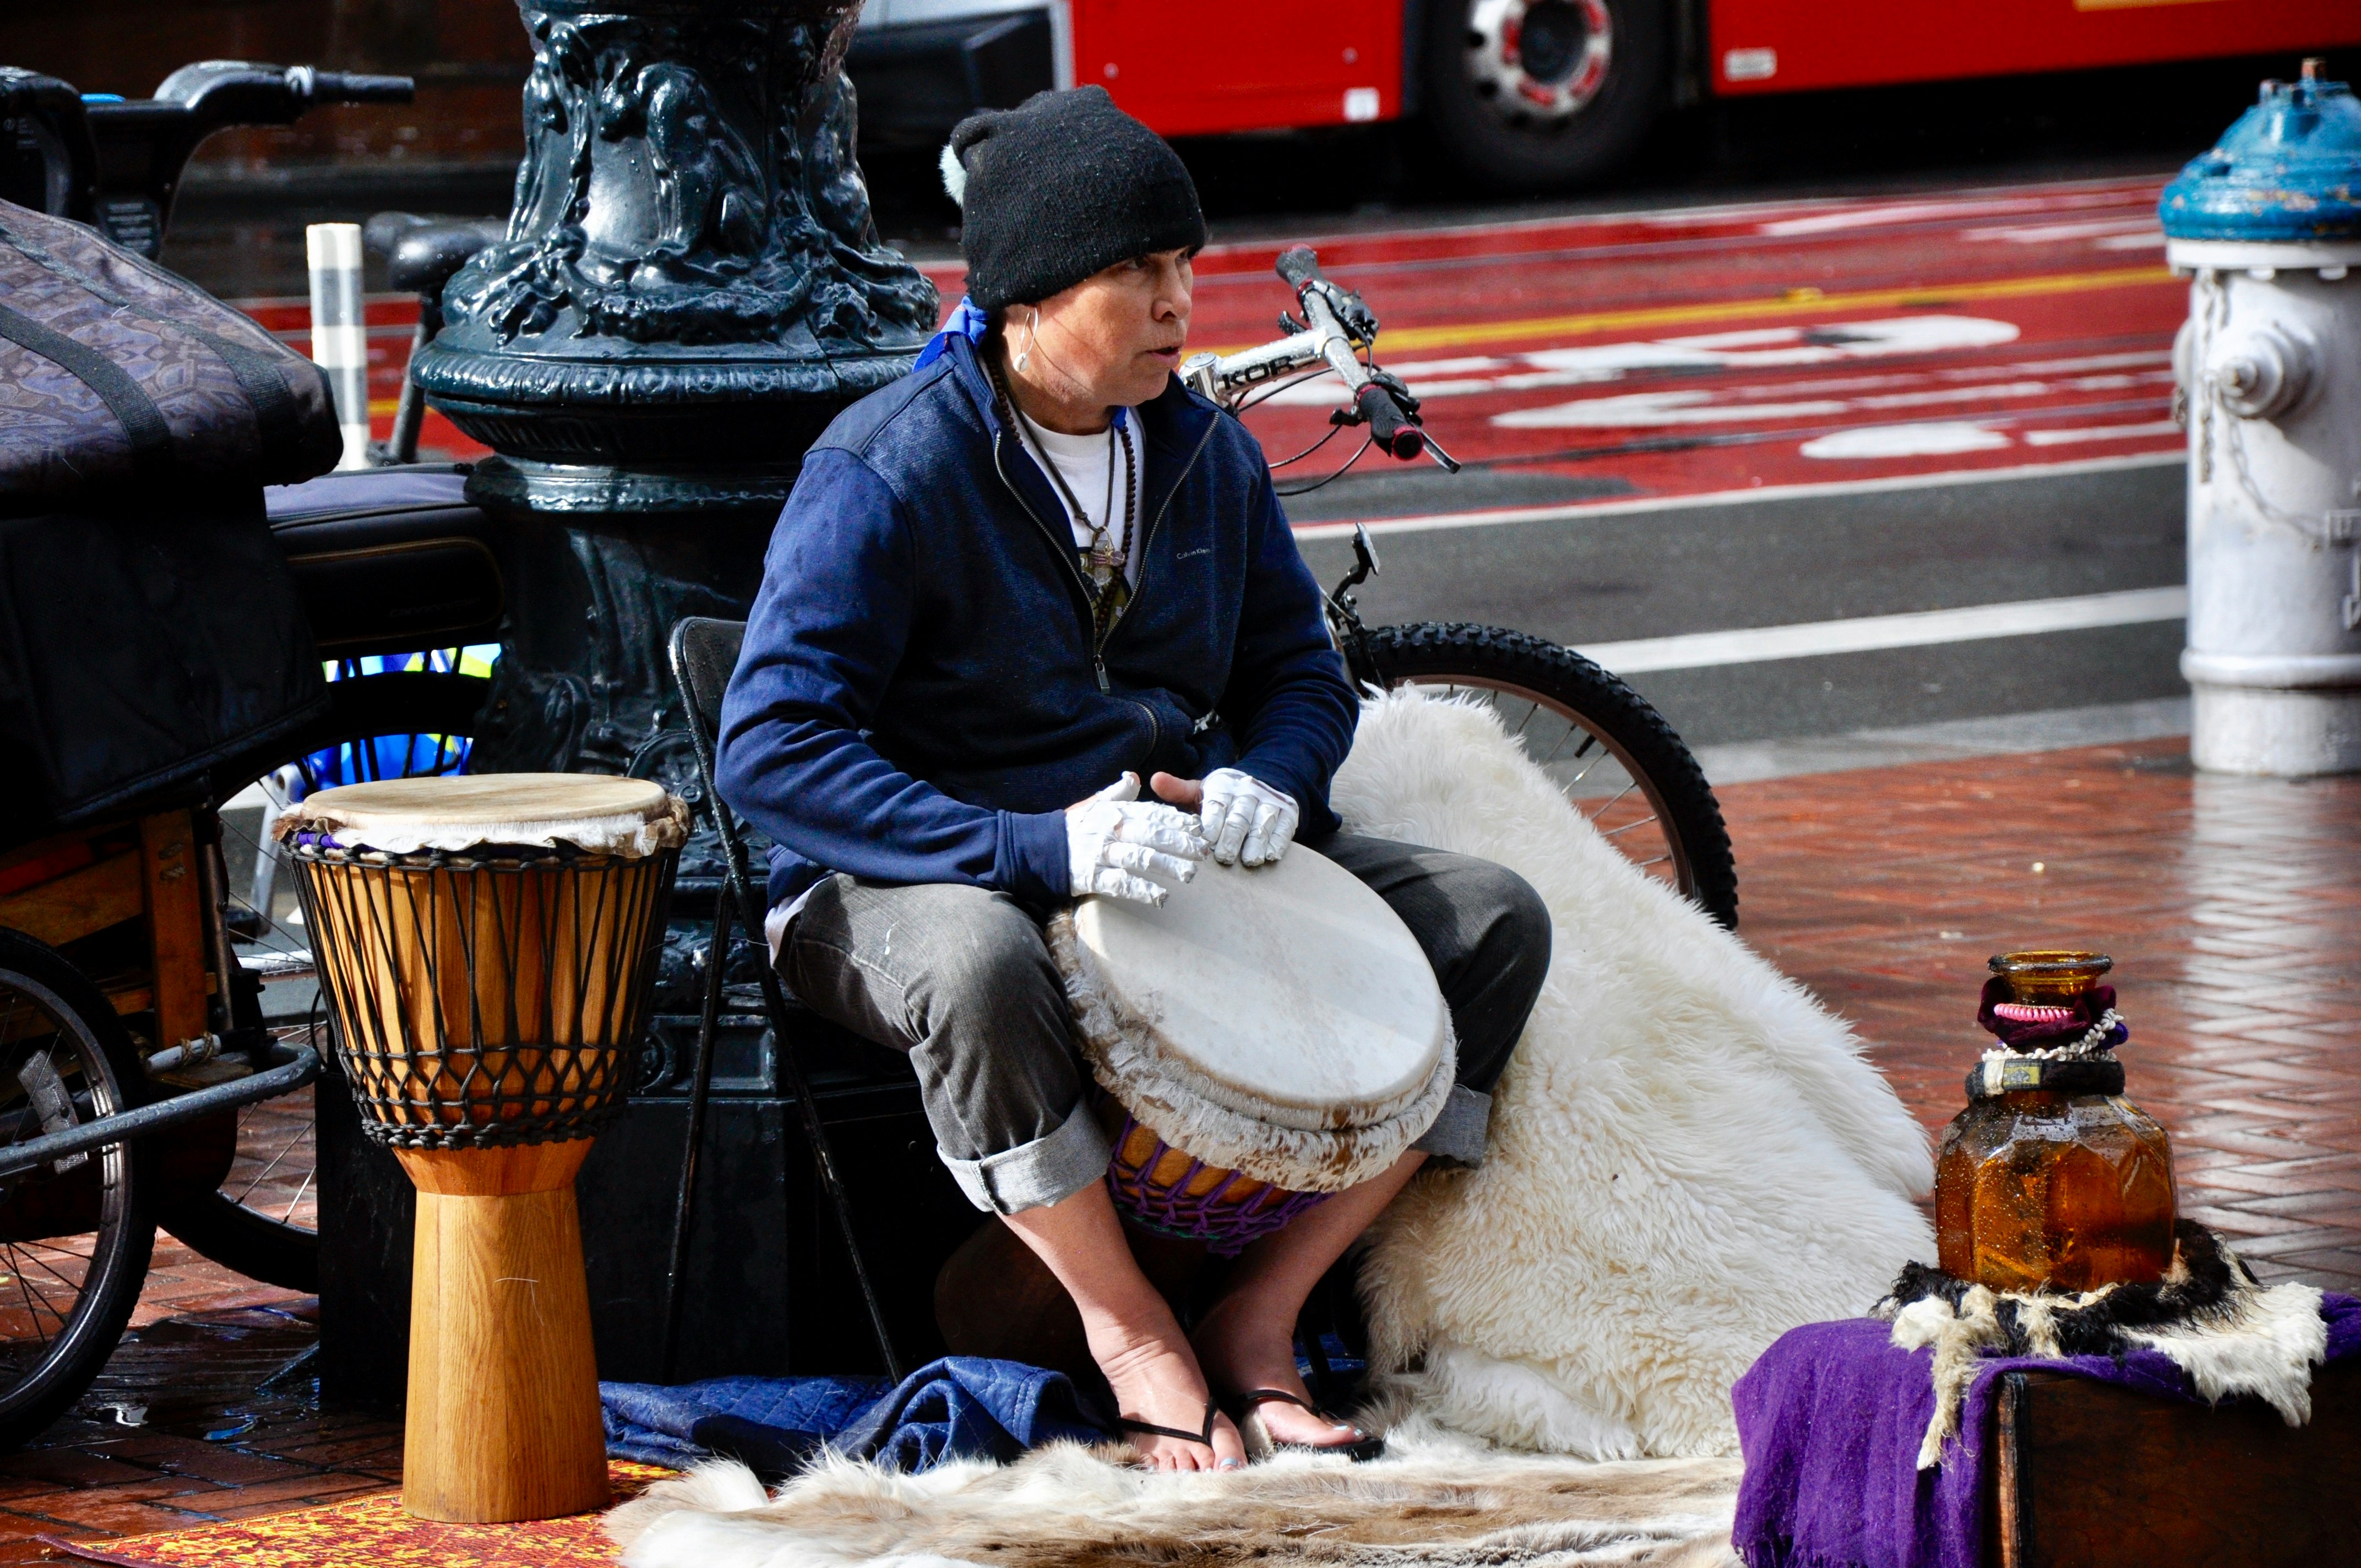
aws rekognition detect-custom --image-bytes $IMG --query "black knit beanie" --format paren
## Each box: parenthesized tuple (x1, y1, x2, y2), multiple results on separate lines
(941, 86, 1205, 312)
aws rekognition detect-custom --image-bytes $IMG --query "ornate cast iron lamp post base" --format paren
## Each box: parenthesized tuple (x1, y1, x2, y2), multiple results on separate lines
(411, 0, 937, 956)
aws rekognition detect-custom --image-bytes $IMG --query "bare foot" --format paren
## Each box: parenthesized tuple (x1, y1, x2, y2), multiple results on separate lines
(1087, 1315, 1248, 1472)
(1191, 1294, 1365, 1452)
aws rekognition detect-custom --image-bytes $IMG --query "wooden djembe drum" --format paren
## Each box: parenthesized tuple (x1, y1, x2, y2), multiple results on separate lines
(278, 775, 686, 1522)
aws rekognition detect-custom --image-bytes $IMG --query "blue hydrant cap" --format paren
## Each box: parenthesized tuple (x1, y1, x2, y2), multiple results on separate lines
(2160, 61, 2361, 244)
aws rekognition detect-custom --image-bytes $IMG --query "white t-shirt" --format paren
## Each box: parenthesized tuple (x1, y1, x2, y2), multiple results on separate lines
(1014, 406, 1146, 587)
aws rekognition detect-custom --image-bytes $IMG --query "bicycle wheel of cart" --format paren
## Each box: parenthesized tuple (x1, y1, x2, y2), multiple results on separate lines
(166, 668, 492, 1293)
(0, 930, 156, 1448)
(1363, 622, 1739, 929)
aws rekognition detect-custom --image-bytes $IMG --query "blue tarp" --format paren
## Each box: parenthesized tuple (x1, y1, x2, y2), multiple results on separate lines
(601, 1356, 1113, 1476)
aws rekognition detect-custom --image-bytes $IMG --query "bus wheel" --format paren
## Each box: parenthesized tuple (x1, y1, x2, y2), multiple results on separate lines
(1423, 0, 1668, 192)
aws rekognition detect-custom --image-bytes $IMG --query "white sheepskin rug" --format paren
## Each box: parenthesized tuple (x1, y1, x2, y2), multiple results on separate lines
(1333, 687, 1933, 1459)
(610, 1407, 1744, 1568)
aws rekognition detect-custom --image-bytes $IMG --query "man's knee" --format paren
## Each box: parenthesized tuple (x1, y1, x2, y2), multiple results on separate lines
(894, 886, 1065, 1030)
(1449, 861, 1551, 1093)
(1484, 864, 1553, 999)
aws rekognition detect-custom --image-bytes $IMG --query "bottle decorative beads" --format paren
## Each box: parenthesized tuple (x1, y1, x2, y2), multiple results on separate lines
(1932, 951, 2178, 1293)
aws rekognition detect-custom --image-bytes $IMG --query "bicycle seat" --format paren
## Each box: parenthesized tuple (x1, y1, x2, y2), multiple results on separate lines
(369, 214, 507, 298)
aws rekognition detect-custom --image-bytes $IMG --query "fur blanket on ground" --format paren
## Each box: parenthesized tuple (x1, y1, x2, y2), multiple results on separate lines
(1332, 689, 1934, 1458)
(610, 1405, 1744, 1568)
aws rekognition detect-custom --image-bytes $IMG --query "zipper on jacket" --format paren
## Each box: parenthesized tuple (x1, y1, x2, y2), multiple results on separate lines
(1102, 416, 1220, 647)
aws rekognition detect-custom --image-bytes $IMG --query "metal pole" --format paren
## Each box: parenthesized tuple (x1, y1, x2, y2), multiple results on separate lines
(306, 222, 370, 470)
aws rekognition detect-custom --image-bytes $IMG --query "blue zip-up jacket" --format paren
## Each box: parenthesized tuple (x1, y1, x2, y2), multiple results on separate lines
(715, 332, 1358, 911)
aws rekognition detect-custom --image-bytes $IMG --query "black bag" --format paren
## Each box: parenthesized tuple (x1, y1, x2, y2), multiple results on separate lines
(0, 492, 328, 846)
(0, 197, 342, 508)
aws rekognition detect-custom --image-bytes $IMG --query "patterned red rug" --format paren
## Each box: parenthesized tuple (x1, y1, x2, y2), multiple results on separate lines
(41, 1462, 672, 1568)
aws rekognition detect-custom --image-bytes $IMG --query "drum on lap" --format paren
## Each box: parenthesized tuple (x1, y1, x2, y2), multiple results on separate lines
(1048, 843, 1454, 1255)
(276, 775, 687, 1523)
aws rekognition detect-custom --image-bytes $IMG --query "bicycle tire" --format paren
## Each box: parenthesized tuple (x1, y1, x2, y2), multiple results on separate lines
(0, 930, 156, 1449)
(164, 669, 491, 1292)
(1361, 622, 1738, 928)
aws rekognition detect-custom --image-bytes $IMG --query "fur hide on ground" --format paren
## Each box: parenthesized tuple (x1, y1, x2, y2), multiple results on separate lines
(608, 1407, 1744, 1568)
(1880, 1221, 2329, 1466)
(1331, 689, 1935, 1458)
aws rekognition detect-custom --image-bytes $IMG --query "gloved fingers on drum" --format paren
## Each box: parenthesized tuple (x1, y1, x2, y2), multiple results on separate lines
(1212, 793, 1260, 865)
(1107, 804, 1208, 859)
(1087, 865, 1173, 906)
(1196, 773, 1240, 851)
(1101, 839, 1199, 885)
(1238, 797, 1299, 868)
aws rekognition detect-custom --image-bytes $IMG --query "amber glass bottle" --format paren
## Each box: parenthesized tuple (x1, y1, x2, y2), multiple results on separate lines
(1933, 952, 2177, 1293)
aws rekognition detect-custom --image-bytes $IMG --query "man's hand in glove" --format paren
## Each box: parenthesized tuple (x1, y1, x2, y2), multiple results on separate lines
(1150, 769, 1299, 868)
(1065, 773, 1207, 906)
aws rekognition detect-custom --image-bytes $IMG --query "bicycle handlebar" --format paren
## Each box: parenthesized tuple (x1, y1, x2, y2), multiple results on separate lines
(1274, 244, 1324, 292)
(1354, 382, 1424, 460)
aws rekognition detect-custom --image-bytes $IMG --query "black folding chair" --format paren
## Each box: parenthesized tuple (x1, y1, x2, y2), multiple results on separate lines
(660, 614, 903, 1382)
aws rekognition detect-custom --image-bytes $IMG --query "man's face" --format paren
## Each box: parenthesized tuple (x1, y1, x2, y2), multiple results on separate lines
(1029, 248, 1194, 409)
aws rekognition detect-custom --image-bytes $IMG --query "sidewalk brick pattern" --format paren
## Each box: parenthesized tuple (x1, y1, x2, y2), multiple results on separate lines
(1723, 737, 2361, 1297)
(0, 735, 2348, 1559)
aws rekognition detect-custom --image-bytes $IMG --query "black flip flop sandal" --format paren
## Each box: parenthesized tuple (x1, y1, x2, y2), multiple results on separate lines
(1220, 1387, 1387, 1462)
(1116, 1400, 1232, 1466)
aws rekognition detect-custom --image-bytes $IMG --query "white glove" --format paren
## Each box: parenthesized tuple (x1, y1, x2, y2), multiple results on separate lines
(1065, 774, 1207, 906)
(1198, 768, 1299, 868)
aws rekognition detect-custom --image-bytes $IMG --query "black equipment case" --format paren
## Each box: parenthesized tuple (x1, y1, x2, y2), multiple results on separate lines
(0, 196, 339, 845)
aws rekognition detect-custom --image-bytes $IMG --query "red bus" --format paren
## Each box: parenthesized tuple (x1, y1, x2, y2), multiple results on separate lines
(847, 0, 2361, 189)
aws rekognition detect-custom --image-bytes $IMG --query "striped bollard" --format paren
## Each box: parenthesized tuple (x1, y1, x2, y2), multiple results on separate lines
(306, 222, 370, 470)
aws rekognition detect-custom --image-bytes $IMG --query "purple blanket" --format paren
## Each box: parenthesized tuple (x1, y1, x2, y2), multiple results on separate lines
(1730, 1292, 2361, 1568)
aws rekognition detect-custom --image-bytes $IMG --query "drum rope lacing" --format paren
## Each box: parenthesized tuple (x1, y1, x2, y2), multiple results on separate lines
(1102, 1103, 1330, 1255)
(284, 836, 675, 1150)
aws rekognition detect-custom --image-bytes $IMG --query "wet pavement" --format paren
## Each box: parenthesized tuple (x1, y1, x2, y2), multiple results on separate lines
(2, 733, 2351, 1560)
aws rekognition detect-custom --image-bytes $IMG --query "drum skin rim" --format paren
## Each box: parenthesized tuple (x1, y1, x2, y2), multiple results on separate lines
(1049, 909, 1456, 1193)
(274, 775, 690, 859)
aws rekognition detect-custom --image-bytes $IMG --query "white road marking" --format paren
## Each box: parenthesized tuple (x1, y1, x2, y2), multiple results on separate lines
(1271, 314, 2023, 406)
(1962, 217, 2163, 244)
(1570, 586, 2188, 674)
(2022, 420, 2185, 447)
(1799, 421, 2011, 459)
(1287, 449, 2185, 540)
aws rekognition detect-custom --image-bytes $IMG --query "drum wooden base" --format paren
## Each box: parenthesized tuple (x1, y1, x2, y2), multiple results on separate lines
(395, 1141, 610, 1523)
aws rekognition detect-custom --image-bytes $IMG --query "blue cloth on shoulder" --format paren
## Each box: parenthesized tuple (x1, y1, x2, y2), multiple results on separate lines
(601, 1355, 1112, 1476)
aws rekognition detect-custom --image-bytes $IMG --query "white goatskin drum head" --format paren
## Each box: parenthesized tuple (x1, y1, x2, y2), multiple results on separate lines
(275, 774, 689, 858)
(1071, 845, 1447, 1128)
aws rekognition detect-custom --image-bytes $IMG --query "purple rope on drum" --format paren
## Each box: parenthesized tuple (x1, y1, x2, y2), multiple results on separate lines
(1103, 1107, 1330, 1256)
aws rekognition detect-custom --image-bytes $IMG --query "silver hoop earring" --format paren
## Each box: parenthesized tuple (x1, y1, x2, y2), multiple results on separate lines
(1015, 312, 1037, 374)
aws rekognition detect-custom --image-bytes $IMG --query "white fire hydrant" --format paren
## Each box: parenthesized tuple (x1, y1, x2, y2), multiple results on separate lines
(2163, 60, 2361, 776)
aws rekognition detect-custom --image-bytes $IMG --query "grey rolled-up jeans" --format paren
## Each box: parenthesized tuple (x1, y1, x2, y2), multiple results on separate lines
(774, 832, 1551, 1215)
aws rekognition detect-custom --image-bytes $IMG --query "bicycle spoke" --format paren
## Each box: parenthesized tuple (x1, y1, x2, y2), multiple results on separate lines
(1582, 781, 1639, 819)
(1600, 813, 1660, 839)
(279, 1166, 317, 1226)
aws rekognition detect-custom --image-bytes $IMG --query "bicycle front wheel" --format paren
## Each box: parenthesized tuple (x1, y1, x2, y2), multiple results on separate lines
(1362, 622, 1738, 929)
(0, 930, 156, 1448)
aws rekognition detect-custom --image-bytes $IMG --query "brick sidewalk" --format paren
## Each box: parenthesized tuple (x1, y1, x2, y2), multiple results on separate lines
(2, 736, 2353, 1560)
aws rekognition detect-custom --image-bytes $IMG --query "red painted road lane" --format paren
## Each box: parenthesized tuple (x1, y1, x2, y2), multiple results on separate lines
(231, 174, 2186, 514)
(1175, 174, 2186, 519)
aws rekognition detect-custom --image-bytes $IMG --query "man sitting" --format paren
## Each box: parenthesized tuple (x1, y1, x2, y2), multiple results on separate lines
(717, 86, 1550, 1471)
